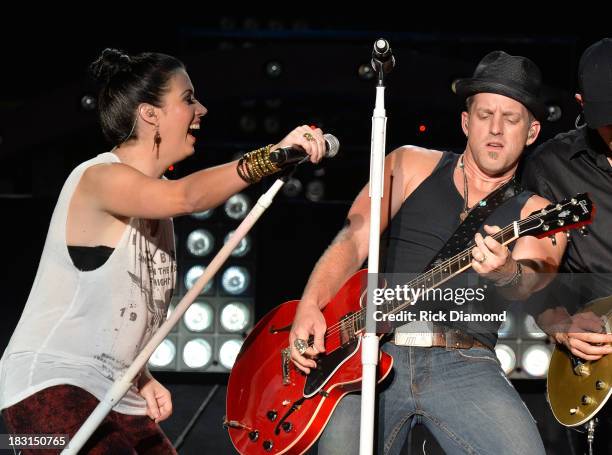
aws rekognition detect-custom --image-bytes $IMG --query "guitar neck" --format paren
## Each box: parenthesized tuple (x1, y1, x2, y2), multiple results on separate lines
(354, 222, 520, 331)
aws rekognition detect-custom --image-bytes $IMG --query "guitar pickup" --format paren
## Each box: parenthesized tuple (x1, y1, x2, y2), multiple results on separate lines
(339, 312, 356, 345)
(281, 347, 291, 385)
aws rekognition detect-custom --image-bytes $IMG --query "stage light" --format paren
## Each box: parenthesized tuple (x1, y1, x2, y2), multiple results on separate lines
(494, 344, 517, 375)
(184, 265, 213, 294)
(521, 344, 552, 377)
(497, 312, 515, 339)
(221, 266, 250, 295)
(224, 194, 251, 220)
(546, 105, 562, 122)
(183, 338, 213, 369)
(523, 314, 547, 339)
(220, 302, 251, 332)
(282, 178, 303, 198)
(80, 95, 96, 111)
(219, 339, 243, 369)
(224, 231, 252, 257)
(149, 339, 176, 368)
(265, 61, 282, 78)
(186, 229, 214, 257)
(305, 180, 325, 202)
(239, 114, 257, 133)
(418, 124, 427, 133)
(191, 209, 213, 220)
(184, 300, 214, 332)
(264, 115, 280, 134)
(358, 63, 375, 80)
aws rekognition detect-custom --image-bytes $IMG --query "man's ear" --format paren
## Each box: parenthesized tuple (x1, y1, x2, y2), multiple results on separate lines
(461, 111, 469, 137)
(526, 121, 541, 146)
(575, 93, 584, 109)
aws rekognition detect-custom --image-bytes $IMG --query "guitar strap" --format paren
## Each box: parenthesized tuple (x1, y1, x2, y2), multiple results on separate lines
(424, 176, 523, 270)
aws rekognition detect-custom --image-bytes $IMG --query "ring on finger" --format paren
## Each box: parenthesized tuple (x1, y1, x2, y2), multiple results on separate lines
(294, 338, 308, 355)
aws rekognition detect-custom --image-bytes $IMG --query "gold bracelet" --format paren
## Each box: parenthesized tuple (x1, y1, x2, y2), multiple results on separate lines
(236, 144, 280, 183)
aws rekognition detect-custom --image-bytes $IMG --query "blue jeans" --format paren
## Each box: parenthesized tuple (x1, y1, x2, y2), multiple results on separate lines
(318, 343, 545, 455)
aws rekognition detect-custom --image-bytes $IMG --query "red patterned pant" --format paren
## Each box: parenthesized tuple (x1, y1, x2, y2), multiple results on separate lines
(2, 384, 176, 454)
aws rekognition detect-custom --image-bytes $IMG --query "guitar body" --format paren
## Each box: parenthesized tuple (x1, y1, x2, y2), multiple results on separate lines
(226, 269, 393, 455)
(547, 295, 612, 426)
(226, 193, 593, 450)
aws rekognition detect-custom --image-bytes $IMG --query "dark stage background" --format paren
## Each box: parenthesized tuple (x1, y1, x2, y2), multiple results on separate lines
(0, 16, 609, 454)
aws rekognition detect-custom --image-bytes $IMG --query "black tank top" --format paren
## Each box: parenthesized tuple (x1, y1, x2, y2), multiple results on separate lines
(381, 151, 533, 348)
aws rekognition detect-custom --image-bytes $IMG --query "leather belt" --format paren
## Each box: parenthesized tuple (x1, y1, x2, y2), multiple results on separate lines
(393, 323, 491, 351)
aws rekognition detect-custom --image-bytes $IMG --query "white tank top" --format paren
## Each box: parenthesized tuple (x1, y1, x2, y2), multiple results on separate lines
(0, 152, 176, 414)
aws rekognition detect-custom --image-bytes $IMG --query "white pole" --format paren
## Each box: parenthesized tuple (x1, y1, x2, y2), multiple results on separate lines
(359, 60, 389, 454)
(63, 178, 287, 454)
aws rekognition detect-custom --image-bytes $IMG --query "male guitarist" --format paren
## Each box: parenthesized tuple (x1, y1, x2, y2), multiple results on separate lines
(521, 37, 612, 455)
(290, 51, 566, 455)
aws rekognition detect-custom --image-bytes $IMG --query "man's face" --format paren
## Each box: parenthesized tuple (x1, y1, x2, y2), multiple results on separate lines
(462, 93, 540, 175)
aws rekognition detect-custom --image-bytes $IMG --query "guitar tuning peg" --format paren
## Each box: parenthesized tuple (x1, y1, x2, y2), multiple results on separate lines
(566, 231, 571, 242)
(549, 235, 557, 246)
(579, 227, 589, 236)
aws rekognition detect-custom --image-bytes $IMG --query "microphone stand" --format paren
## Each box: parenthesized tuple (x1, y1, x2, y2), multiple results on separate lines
(359, 39, 394, 455)
(62, 167, 298, 454)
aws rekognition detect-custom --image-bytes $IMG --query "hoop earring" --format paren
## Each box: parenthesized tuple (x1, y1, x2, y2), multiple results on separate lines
(575, 112, 586, 129)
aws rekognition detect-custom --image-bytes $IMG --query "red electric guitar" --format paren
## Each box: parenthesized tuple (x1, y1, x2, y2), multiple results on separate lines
(226, 194, 594, 454)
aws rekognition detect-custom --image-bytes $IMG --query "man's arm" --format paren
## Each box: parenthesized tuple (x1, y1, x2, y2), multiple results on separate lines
(289, 147, 440, 373)
(471, 194, 567, 300)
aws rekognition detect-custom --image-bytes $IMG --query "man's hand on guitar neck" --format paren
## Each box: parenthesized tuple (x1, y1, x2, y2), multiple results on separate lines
(290, 301, 327, 374)
(538, 307, 612, 361)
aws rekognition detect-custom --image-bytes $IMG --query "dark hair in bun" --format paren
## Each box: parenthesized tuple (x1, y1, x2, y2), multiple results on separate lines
(90, 48, 185, 145)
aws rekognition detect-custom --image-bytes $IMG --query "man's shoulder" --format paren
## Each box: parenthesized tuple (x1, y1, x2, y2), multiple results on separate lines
(390, 146, 447, 179)
(527, 128, 582, 164)
(391, 145, 445, 166)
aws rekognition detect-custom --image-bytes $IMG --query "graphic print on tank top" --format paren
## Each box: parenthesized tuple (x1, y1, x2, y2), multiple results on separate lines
(95, 218, 176, 381)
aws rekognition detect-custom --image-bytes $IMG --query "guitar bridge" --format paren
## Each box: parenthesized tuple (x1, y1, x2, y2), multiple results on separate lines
(281, 347, 291, 385)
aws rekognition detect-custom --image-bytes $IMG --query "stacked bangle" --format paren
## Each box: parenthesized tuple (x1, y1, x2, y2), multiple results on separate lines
(236, 144, 280, 184)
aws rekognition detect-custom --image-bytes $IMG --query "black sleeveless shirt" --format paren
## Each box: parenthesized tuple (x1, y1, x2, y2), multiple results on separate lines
(380, 151, 533, 349)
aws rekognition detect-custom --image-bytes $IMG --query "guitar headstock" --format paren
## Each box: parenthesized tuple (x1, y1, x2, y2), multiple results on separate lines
(519, 193, 595, 239)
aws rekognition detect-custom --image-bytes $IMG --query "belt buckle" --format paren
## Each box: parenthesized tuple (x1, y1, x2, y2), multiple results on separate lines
(394, 321, 434, 347)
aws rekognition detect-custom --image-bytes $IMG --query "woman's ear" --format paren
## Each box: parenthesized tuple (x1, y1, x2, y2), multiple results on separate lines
(138, 103, 158, 125)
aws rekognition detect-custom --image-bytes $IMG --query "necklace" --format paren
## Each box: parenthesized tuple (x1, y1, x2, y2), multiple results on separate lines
(458, 155, 513, 222)
(458, 156, 471, 222)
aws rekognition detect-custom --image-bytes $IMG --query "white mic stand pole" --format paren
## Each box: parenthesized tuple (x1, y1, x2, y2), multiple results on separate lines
(63, 171, 295, 454)
(359, 38, 395, 455)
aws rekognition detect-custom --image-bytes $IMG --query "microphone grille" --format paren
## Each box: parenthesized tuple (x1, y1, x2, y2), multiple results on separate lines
(323, 133, 340, 158)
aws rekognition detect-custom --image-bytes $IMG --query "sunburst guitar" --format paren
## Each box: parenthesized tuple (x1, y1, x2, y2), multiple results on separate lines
(226, 193, 594, 454)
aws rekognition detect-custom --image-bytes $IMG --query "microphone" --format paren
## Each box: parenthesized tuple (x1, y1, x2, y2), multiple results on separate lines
(269, 133, 339, 167)
(371, 38, 395, 74)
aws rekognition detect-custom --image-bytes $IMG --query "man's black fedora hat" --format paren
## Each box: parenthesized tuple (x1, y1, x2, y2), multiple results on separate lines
(453, 50, 546, 121)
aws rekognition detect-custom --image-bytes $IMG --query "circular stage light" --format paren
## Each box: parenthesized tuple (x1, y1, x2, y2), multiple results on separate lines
(494, 344, 517, 375)
(184, 301, 214, 332)
(221, 266, 250, 295)
(224, 194, 251, 220)
(186, 229, 214, 257)
(184, 265, 213, 294)
(224, 231, 251, 257)
(183, 339, 213, 369)
(219, 339, 244, 369)
(149, 339, 176, 368)
(220, 302, 251, 332)
(522, 345, 552, 377)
